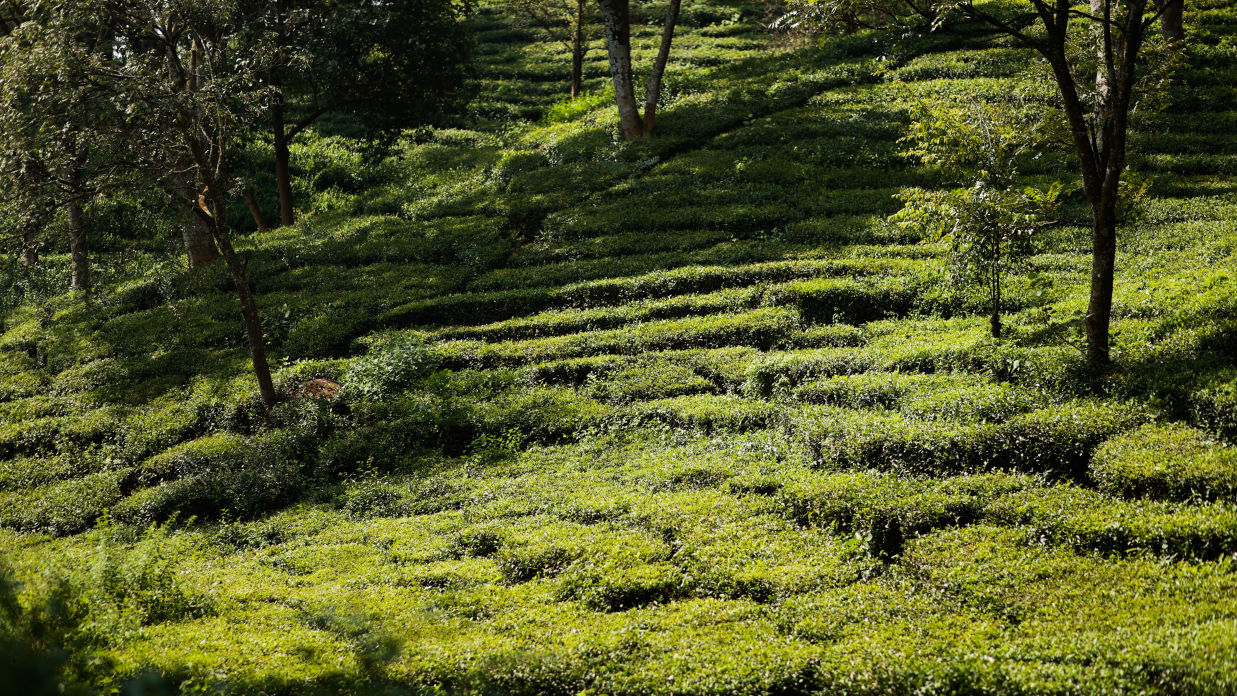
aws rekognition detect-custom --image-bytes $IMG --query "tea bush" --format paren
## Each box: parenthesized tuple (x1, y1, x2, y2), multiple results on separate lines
(1091, 423, 1237, 501)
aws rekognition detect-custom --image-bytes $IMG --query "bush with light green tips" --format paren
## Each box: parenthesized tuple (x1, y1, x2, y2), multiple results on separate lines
(0, 470, 129, 535)
(1091, 423, 1237, 501)
(438, 307, 802, 369)
(621, 394, 783, 433)
(984, 486, 1237, 560)
(790, 401, 1147, 478)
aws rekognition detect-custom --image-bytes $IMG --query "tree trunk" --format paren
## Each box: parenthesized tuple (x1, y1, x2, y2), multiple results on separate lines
(1092, 0, 1112, 161)
(642, 0, 683, 135)
(570, 0, 586, 98)
(243, 187, 271, 233)
(67, 200, 89, 291)
(206, 190, 277, 406)
(19, 230, 38, 267)
(597, 0, 646, 140)
(1157, 0, 1187, 42)
(1085, 196, 1118, 366)
(183, 210, 222, 267)
(170, 169, 222, 267)
(273, 90, 295, 227)
(1160, 0, 1183, 43)
(990, 239, 1001, 340)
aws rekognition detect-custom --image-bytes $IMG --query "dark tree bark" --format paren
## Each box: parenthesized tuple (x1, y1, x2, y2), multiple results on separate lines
(67, 199, 89, 291)
(1070, 0, 1144, 365)
(1160, 0, 1183, 43)
(243, 187, 271, 234)
(273, 91, 295, 228)
(571, 0, 587, 97)
(990, 236, 1002, 339)
(597, 0, 683, 140)
(1086, 198, 1118, 363)
(642, 0, 682, 134)
(201, 184, 277, 406)
(164, 31, 278, 406)
(953, 0, 1155, 366)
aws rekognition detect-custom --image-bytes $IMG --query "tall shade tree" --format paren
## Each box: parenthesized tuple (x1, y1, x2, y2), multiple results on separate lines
(783, 0, 1183, 366)
(91, 0, 281, 405)
(259, 0, 474, 227)
(510, 0, 595, 97)
(597, 0, 684, 139)
(0, 5, 128, 290)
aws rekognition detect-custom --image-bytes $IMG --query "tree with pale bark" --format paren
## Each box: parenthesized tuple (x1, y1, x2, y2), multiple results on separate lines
(596, 0, 685, 140)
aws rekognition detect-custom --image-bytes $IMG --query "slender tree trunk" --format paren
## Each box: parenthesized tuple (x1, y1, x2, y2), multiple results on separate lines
(1085, 195, 1118, 366)
(205, 188, 277, 406)
(642, 0, 683, 134)
(67, 199, 89, 291)
(243, 187, 271, 233)
(570, 0, 586, 98)
(273, 89, 295, 227)
(1160, 0, 1183, 43)
(990, 238, 1001, 339)
(597, 0, 646, 140)
(1092, 0, 1112, 161)
(1085, 0, 1119, 366)
(19, 230, 38, 268)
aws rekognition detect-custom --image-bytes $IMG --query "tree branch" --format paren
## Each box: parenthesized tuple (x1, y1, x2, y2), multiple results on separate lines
(285, 106, 328, 141)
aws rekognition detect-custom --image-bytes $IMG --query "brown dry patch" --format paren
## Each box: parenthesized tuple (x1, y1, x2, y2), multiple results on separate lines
(296, 378, 342, 400)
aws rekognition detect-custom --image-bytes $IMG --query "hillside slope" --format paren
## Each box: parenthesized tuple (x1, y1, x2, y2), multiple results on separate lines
(2, 1, 1237, 694)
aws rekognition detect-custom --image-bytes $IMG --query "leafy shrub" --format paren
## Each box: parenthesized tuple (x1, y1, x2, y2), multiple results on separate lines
(0, 470, 128, 536)
(1191, 376, 1237, 441)
(790, 401, 1146, 478)
(113, 428, 319, 525)
(138, 433, 249, 487)
(777, 471, 1034, 536)
(986, 487, 1237, 560)
(343, 334, 441, 401)
(765, 275, 926, 323)
(438, 308, 802, 369)
(584, 362, 716, 404)
(1091, 423, 1237, 501)
(95, 526, 215, 625)
(623, 395, 782, 432)
(340, 480, 411, 518)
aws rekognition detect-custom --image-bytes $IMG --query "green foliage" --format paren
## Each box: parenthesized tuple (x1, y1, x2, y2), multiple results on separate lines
(543, 91, 614, 123)
(790, 400, 1148, 478)
(1092, 423, 1237, 501)
(343, 335, 441, 401)
(892, 98, 1063, 336)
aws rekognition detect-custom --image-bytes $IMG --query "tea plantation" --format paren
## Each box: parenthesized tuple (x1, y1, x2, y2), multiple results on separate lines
(2, 1, 1237, 694)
